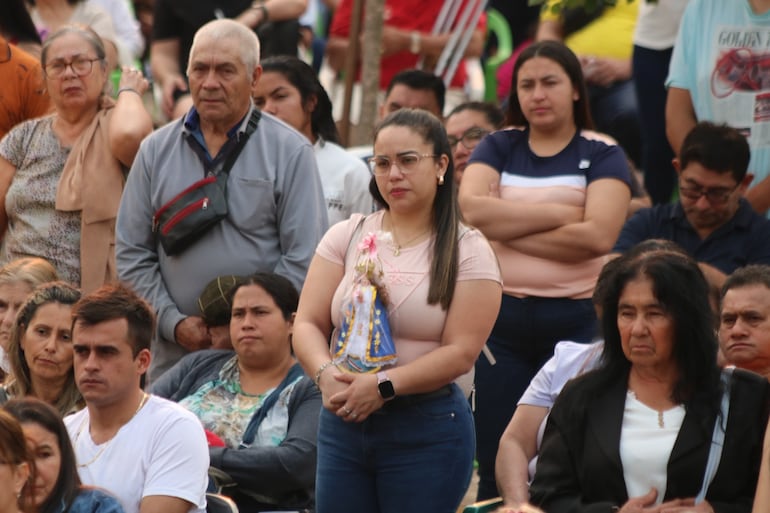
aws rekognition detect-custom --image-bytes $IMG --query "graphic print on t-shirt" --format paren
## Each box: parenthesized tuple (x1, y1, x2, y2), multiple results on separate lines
(710, 27, 770, 146)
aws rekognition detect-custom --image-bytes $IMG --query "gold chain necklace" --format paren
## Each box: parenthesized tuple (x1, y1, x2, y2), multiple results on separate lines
(629, 389, 668, 429)
(75, 392, 149, 467)
(389, 227, 431, 256)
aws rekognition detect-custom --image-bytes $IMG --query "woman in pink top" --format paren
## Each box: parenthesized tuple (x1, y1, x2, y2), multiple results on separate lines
(294, 108, 502, 513)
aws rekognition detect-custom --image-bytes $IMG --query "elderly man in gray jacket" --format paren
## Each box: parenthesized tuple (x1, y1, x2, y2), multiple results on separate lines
(116, 18, 328, 381)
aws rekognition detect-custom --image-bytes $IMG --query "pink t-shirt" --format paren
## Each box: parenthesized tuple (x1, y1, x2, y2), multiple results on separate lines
(316, 211, 501, 366)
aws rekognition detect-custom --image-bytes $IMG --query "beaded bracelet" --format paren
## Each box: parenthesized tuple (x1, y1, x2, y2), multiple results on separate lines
(314, 361, 336, 387)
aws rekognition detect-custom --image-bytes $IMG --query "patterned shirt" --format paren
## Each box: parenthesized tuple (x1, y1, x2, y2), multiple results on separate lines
(179, 355, 299, 448)
(0, 115, 81, 284)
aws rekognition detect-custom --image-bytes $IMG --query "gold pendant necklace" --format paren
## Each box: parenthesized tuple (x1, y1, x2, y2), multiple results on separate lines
(75, 392, 149, 467)
(389, 227, 431, 256)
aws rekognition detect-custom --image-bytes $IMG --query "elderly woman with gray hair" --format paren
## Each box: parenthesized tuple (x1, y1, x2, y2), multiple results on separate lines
(0, 24, 152, 292)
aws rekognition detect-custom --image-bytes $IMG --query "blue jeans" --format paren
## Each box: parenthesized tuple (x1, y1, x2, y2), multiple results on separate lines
(588, 79, 642, 168)
(633, 45, 676, 204)
(473, 294, 597, 500)
(315, 385, 475, 513)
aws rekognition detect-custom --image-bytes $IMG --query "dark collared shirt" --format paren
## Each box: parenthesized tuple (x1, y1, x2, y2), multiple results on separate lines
(183, 106, 247, 170)
(612, 198, 770, 273)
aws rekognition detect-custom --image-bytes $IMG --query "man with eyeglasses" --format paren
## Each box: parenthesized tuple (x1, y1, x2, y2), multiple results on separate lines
(612, 121, 770, 289)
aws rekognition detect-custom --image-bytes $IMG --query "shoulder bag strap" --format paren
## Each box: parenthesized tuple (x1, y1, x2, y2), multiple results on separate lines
(695, 367, 734, 504)
(239, 362, 304, 447)
(343, 214, 368, 265)
(216, 108, 262, 189)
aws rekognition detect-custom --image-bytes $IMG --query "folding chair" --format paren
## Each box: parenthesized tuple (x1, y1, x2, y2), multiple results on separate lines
(483, 8, 512, 102)
(206, 492, 239, 513)
(418, 0, 488, 86)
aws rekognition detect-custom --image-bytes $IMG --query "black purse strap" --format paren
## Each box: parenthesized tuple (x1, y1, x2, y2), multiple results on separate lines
(216, 108, 262, 187)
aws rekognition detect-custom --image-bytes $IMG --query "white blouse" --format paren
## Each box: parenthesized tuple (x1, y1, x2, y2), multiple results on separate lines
(620, 391, 686, 504)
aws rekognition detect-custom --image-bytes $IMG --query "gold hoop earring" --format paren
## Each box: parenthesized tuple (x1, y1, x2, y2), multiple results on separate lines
(438, 175, 444, 185)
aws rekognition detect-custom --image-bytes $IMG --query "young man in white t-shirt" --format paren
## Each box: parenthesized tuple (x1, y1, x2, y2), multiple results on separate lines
(65, 283, 209, 513)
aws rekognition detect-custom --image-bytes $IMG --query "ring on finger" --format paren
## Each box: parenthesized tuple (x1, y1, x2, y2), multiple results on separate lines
(350, 412, 358, 419)
(342, 406, 352, 416)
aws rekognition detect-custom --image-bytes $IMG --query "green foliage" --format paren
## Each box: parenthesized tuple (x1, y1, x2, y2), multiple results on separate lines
(527, 0, 644, 13)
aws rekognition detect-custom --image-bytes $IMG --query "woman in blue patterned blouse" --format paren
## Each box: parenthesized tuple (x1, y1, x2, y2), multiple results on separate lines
(151, 272, 322, 513)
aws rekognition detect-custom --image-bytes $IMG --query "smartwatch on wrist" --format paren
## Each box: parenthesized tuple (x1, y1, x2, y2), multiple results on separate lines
(377, 371, 396, 401)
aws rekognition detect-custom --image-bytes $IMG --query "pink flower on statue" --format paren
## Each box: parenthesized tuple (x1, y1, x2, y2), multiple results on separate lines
(357, 232, 379, 259)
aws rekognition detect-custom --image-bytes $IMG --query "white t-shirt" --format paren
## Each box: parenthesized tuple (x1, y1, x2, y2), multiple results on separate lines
(30, 2, 119, 51)
(633, 0, 690, 49)
(65, 395, 209, 513)
(518, 340, 603, 479)
(91, 0, 145, 64)
(314, 138, 374, 226)
(518, 341, 603, 408)
(620, 391, 685, 503)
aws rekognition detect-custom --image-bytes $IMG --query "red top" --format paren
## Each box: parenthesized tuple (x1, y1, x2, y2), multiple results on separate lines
(330, 0, 487, 90)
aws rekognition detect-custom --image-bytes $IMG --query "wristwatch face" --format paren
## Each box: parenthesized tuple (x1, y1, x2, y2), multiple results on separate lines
(378, 378, 395, 400)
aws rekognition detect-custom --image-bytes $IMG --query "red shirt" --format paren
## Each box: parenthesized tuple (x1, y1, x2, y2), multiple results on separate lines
(330, 0, 486, 90)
